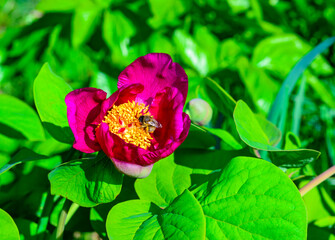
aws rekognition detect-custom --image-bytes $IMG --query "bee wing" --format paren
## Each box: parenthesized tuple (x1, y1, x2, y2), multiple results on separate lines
(148, 119, 162, 128)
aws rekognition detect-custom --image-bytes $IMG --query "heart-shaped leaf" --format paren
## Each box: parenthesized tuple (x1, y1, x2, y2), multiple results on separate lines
(106, 190, 205, 240)
(193, 157, 307, 240)
(49, 152, 123, 207)
(135, 149, 244, 208)
(34, 63, 74, 144)
(0, 208, 20, 240)
(0, 94, 44, 141)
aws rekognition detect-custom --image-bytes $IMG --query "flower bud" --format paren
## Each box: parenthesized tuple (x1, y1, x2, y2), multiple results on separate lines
(187, 98, 213, 126)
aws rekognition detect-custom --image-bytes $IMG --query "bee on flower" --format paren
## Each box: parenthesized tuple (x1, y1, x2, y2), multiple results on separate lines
(65, 53, 190, 178)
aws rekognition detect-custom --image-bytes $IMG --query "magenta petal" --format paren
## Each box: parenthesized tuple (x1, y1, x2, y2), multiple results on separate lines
(65, 88, 107, 153)
(98, 83, 144, 121)
(142, 112, 191, 162)
(118, 53, 188, 104)
(111, 158, 153, 178)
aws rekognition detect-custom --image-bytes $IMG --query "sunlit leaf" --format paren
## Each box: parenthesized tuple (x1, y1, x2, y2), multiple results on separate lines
(34, 63, 74, 144)
(193, 157, 307, 240)
(106, 190, 205, 240)
(72, 1, 102, 48)
(0, 208, 20, 240)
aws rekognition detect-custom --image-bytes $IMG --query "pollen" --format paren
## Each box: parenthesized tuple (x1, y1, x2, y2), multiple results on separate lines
(101, 101, 153, 149)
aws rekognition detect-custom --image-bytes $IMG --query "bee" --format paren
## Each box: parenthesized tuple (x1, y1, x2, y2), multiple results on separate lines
(138, 115, 162, 133)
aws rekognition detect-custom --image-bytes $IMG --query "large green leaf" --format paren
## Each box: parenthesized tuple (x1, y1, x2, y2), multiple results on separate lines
(48, 152, 123, 207)
(106, 190, 205, 240)
(135, 148, 245, 208)
(34, 63, 74, 144)
(0, 94, 44, 141)
(234, 100, 320, 167)
(0, 208, 20, 240)
(193, 157, 307, 240)
(135, 154, 192, 208)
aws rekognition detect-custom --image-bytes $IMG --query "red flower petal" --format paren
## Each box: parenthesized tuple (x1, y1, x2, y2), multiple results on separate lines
(118, 53, 188, 105)
(65, 88, 107, 153)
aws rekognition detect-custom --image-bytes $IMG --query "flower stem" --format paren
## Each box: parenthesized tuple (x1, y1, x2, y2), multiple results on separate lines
(36, 191, 54, 240)
(55, 199, 72, 240)
(299, 165, 335, 196)
(253, 149, 261, 158)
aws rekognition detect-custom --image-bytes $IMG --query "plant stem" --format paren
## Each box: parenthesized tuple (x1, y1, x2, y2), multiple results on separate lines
(299, 165, 335, 196)
(36, 191, 54, 240)
(55, 199, 72, 240)
(253, 149, 261, 158)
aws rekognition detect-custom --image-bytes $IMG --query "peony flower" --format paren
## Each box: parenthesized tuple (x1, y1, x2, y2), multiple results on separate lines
(65, 53, 190, 178)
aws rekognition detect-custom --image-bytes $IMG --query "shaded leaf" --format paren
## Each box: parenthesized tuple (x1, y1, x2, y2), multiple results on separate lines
(49, 152, 123, 207)
(0, 94, 44, 141)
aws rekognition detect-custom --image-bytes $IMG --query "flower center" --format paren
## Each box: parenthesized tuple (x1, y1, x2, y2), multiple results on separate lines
(102, 101, 153, 150)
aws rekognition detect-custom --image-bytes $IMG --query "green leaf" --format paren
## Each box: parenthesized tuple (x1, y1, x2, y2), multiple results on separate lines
(204, 127, 243, 150)
(173, 29, 209, 76)
(34, 63, 74, 144)
(227, 0, 250, 14)
(48, 152, 123, 207)
(193, 157, 307, 240)
(0, 94, 45, 141)
(135, 154, 192, 208)
(0, 148, 49, 175)
(89, 71, 118, 98)
(300, 180, 335, 223)
(234, 100, 320, 167)
(234, 100, 274, 150)
(267, 36, 335, 136)
(148, 0, 190, 28)
(14, 218, 40, 240)
(72, 1, 102, 48)
(36, 0, 83, 11)
(103, 10, 136, 66)
(0, 208, 20, 240)
(237, 57, 279, 114)
(252, 34, 334, 79)
(284, 132, 301, 150)
(255, 114, 281, 146)
(269, 149, 320, 168)
(106, 190, 205, 240)
(135, 148, 244, 208)
(205, 77, 236, 117)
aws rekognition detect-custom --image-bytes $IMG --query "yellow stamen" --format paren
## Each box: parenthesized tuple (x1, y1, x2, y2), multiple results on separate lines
(101, 101, 153, 149)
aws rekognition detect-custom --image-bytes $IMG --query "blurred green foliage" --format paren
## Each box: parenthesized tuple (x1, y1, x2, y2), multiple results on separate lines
(1, 0, 335, 239)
